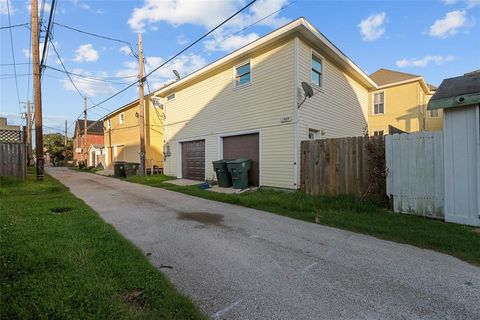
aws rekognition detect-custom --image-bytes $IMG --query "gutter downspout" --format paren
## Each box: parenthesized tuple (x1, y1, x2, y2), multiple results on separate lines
(293, 37, 300, 189)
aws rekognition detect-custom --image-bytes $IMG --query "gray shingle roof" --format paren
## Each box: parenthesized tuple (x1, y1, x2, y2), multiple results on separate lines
(369, 68, 420, 86)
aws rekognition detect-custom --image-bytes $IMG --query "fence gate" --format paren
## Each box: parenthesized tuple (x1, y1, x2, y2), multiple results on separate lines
(385, 132, 443, 218)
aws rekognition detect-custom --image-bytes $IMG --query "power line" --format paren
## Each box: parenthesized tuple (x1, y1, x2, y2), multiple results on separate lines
(49, 39, 85, 99)
(27, 20, 32, 101)
(43, 72, 131, 86)
(0, 62, 30, 66)
(6, 0, 21, 112)
(63, 0, 258, 135)
(144, 0, 298, 85)
(53, 22, 137, 57)
(45, 65, 137, 82)
(145, 0, 257, 80)
(0, 23, 29, 30)
(84, 0, 257, 114)
(40, 0, 57, 75)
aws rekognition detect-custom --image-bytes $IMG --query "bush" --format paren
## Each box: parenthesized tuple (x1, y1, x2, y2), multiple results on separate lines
(78, 161, 86, 169)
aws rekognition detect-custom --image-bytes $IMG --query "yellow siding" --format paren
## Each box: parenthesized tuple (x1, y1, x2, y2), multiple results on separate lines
(297, 39, 369, 139)
(161, 39, 296, 188)
(103, 99, 163, 169)
(425, 93, 443, 131)
(367, 81, 443, 135)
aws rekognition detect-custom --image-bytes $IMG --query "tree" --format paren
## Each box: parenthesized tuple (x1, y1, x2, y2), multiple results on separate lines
(43, 133, 72, 165)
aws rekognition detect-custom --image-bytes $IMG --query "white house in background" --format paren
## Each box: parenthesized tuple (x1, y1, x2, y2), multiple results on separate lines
(153, 17, 376, 189)
(88, 144, 104, 168)
(428, 71, 480, 227)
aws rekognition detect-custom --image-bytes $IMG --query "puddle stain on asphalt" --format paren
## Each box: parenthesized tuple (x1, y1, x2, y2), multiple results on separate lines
(176, 211, 224, 226)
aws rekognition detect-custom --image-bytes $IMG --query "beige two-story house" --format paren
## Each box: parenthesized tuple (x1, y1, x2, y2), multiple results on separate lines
(152, 17, 376, 189)
(368, 69, 441, 135)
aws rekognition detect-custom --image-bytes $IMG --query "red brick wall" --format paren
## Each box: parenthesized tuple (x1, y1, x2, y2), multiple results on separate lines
(73, 133, 104, 163)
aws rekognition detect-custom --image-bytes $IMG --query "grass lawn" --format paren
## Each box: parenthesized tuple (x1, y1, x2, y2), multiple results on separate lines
(127, 175, 480, 266)
(0, 169, 205, 320)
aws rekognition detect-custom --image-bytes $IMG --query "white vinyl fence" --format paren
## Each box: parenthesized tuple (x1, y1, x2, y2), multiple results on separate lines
(385, 131, 444, 219)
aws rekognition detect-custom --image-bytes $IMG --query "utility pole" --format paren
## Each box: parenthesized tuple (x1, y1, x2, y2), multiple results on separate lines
(138, 33, 146, 176)
(32, 0, 43, 180)
(26, 99, 32, 166)
(83, 96, 87, 166)
(64, 120, 67, 146)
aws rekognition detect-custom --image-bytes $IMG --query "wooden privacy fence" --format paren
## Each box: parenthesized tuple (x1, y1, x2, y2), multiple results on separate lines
(0, 143, 27, 180)
(300, 136, 385, 197)
(385, 131, 444, 219)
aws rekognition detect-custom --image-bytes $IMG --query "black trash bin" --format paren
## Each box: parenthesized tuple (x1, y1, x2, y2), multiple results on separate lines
(114, 161, 126, 178)
(226, 159, 251, 189)
(125, 162, 140, 177)
(212, 160, 232, 187)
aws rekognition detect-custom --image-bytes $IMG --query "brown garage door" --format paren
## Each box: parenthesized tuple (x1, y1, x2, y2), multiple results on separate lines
(223, 133, 259, 186)
(182, 140, 205, 181)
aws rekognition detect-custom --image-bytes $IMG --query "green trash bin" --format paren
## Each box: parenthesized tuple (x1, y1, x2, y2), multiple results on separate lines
(114, 161, 126, 178)
(125, 162, 140, 177)
(226, 159, 251, 189)
(213, 160, 232, 187)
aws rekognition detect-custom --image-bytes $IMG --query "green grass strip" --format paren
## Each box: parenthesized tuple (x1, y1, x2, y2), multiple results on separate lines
(0, 169, 205, 319)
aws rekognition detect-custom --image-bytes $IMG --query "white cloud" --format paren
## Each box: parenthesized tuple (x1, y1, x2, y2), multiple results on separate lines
(23, 41, 60, 65)
(467, 0, 480, 7)
(442, 0, 479, 8)
(26, 1, 51, 15)
(358, 12, 387, 41)
(61, 68, 115, 97)
(204, 32, 259, 51)
(73, 44, 99, 62)
(128, 0, 238, 31)
(119, 45, 132, 56)
(177, 34, 189, 45)
(0, 0, 14, 14)
(429, 10, 471, 38)
(127, 0, 290, 52)
(395, 55, 455, 68)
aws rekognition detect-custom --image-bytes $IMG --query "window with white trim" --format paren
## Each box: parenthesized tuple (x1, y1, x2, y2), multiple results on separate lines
(107, 119, 111, 129)
(119, 112, 125, 125)
(311, 54, 323, 87)
(373, 92, 385, 115)
(235, 62, 251, 87)
(308, 129, 319, 140)
(429, 109, 439, 118)
(166, 93, 176, 102)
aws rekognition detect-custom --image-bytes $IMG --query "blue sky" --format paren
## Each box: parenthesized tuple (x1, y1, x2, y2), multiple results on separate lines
(1, 0, 479, 136)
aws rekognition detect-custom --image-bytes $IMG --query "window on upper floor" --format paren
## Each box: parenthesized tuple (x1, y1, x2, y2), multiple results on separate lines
(166, 93, 176, 102)
(235, 61, 251, 87)
(373, 130, 384, 137)
(373, 92, 385, 115)
(119, 112, 125, 125)
(308, 129, 319, 140)
(311, 53, 323, 87)
(107, 119, 111, 129)
(429, 109, 439, 118)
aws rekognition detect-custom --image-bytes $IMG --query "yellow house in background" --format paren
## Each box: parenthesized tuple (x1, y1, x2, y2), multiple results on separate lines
(368, 69, 442, 135)
(102, 95, 164, 171)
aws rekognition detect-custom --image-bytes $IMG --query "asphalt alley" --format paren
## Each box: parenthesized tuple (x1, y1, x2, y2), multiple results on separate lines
(48, 167, 480, 320)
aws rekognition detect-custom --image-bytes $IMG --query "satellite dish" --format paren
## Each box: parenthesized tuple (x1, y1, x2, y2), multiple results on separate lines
(298, 82, 315, 108)
(173, 70, 181, 81)
(301, 81, 314, 98)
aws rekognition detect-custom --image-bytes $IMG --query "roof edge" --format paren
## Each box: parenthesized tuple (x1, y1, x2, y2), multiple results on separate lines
(428, 92, 480, 110)
(375, 77, 432, 94)
(153, 17, 377, 95)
